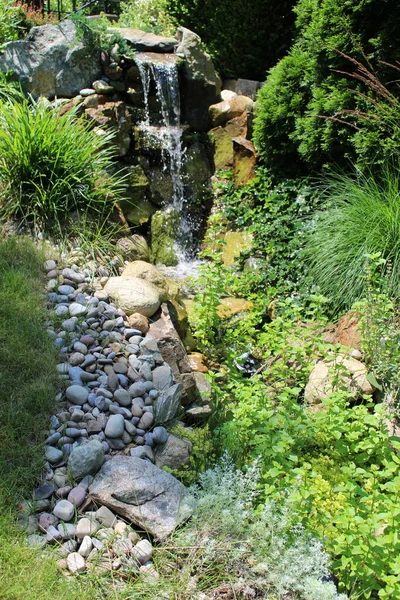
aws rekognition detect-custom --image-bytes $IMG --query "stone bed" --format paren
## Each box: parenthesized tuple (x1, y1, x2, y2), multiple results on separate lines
(21, 258, 194, 578)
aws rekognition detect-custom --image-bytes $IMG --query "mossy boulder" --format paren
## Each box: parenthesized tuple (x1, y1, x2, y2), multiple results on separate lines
(209, 112, 248, 170)
(221, 230, 253, 267)
(116, 235, 150, 262)
(151, 208, 181, 266)
(118, 164, 157, 225)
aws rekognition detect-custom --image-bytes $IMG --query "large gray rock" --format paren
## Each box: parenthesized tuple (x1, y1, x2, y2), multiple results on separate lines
(176, 27, 221, 131)
(149, 304, 197, 405)
(0, 21, 101, 98)
(110, 28, 177, 53)
(154, 383, 182, 424)
(104, 276, 161, 317)
(89, 456, 193, 539)
(68, 440, 105, 481)
(155, 434, 192, 470)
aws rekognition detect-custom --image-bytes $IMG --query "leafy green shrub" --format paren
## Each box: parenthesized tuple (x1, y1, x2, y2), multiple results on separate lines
(166, 0, 295, 80)
(253, 0, 400, 177)
(0, 99, 124, 232)
(219, 171, 319, 297)
(303, 168, 400, 311)
(116, 0, 175, 36)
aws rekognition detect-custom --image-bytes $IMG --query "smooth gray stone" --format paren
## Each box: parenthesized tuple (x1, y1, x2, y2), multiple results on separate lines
(70, 302, 87, 317)
(55, 305, 69, 317)
(152, 426, 168, 444)
(69, 366, 84, 383)
(129, 382, 147, 397)
(105, 414, 124, 438)
(67, 486, 86, 507)
(34, 482, 57, 500)
(58, 285, 75, 295)
(65, 428, 82, 438)
(66, 385, 89, 405)
(113, 389, 131, 407)
(45, 446, 64, 464)
(109, 404, 131, 418)
(62, 317, 78, 332)
(68, 440, 105, 480)
(46, 432, 62, 445)
(53, 499, 75, 522)
(62, 268, 85, 283)
(106, 437, 125, 450)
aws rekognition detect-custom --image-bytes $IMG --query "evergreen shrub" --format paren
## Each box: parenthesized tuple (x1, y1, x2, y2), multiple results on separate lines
(253, 0, 400, 178)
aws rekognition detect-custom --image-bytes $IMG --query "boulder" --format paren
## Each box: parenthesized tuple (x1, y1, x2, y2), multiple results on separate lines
(84, 101, 132, 157)
(223, 78, 263, 101)
(325, 310, 362, 351)
(193, 372, 212, 404)
(149, 304, 192, 375)
(176, 27, 221, 131)
(89, 456, 193, 539)
(149, 304, 197, 405)
(233, 137, 257, 186)
(188, 353, 208, 373)
(154, 383, 183, 424)
(122, 261, 169, 301)
(304, 356, 375, 405)
(116, 235, 150, 262)
(155, 434, 192, 470)
(209, 95, 254, 128)
(0, 21, 101, 98)
(68, 440, 105, 481)
(182, 140, 213, 212)
(109, 28, 177, 53)
(217, 297, 254, 318)
(221, 230, 253, 267)
(209, 113, 248, 170)
(104, 276, 161, 317)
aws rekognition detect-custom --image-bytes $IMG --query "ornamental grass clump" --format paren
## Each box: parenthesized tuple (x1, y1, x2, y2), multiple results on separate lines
(303, 167, 400, 311)
(0, 99, 124, 233)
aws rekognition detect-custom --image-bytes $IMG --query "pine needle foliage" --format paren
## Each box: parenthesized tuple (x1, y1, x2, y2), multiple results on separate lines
(0, 99, 124, 233)
(303, 167, 400, 311)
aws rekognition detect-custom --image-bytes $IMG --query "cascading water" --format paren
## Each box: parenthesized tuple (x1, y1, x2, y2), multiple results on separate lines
(135, 53, 197, 265)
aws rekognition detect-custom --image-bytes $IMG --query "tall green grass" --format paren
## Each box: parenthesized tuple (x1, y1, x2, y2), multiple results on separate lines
(303, 167, 400, 311)
(0, 99, 124, 234)
(0, 237, 59, 499)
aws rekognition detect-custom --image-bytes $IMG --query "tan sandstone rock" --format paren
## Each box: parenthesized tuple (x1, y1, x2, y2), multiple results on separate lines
(122, 261, 169, 301)
(304, 355, 374, 405)
(104, 276, 161, 317)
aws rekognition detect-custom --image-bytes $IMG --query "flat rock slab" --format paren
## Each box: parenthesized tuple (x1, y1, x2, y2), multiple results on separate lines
(109, 28, 177, 53)
(89, 456, 193, 540)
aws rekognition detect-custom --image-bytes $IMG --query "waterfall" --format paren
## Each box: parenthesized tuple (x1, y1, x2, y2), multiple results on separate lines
(135, 55, 185, 215)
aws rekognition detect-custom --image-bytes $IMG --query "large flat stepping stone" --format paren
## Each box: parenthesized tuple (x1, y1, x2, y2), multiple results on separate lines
(89, 456, 193, 540)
